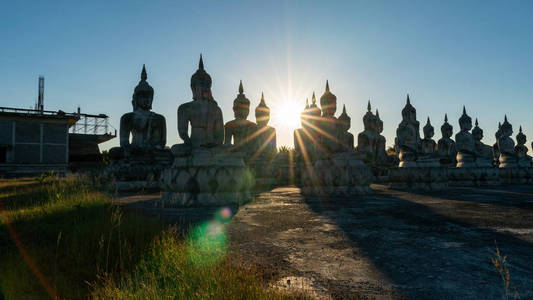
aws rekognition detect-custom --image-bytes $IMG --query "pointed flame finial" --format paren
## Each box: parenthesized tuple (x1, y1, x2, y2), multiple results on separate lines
(504, 115, 508, 122)
(407, 94, 411, 105)
(376, 109, 380, 118)
(312, 91, 316, 103)
(260, 92, 265, 104)
(239, 80, 243, 94)
(141, 64, 147, 81)
(367, 100, 371, 112)
(343, 104, 347, 114)
(427, 117, 431, 124)
(462, 105, 467, 115)
(519, 125, 523, 133)
(444, 113, 448, 123)
(325, 80, 330, 92)
(475, 118, 479, 126)
(305, 98, 309, 108)
(199, 54, 204, 70)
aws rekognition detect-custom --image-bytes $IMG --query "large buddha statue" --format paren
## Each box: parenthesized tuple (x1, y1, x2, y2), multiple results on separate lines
(338, 104, 354, 151)
(395, 95, 421, 167)
(110, 65, 167, 159)
(224, 80, 257, 154)
(174, 55, 224, 155)
(493, 122, 502, 166)
(421, 117, 437, 154)
(317, 81, 341, 154)
(253, 92, 277, 157)
(357, 101, 379, 161)
(472, 118, 493, 167)
(294, 99, 317, 160)
(437, 114, 457, 166)
(497, 116, 518, 168)
(515, 126, 532, 167)
(455, 106, 476, 167)
(375, 109, 388, 161)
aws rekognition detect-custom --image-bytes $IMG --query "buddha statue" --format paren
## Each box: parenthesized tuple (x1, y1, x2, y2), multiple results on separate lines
(337, 104, 354, 151)
(174, 55, 225, 155)
(375, 109, 388, 161)
(294, 99, 317, 161)
(515, 126, 532, 167)
(253, 92, 277, 157)
(317, 81, 341, 155)
(455, 106, 477, 167)
(472, 118, 493, 167)
(493, 122, 502, 166)
(395, 95, 421, 167)
(497, 116, 518, 168)
(110, 65, 167, 159)
(224, 80, 257, 153)
(421, 117, 437, 154)
(357, 101, 379, 162)
(437, 114, 457, 166)
(307, 91, 322, 145)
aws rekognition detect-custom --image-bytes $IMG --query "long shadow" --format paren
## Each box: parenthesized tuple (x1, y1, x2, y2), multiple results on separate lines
(301, 186, 533, 299)
(403, 185, 533, 211)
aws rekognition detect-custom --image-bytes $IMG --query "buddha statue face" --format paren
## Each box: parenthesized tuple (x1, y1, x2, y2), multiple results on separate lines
(233, 102, 249, 120)
(517, 133, 526, 145)
(256, 109, 270, 127)
(190, 55, 214, 102)
(459, 108, 472, 132)
(423, 125, 434, 139)
(441, 124, 453, 139)
(472, 128, 483, 141)
(501, 122, 513, 138)
(132, 90, 153, 111)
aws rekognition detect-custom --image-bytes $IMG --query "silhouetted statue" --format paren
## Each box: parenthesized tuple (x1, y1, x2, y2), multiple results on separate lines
(174, 55, 224, 155)
(421, 117, 437, 154)
(294, 99, 316, 160)
(493, 122, 502, 166)
(316, 81, 342, 155)
(497, 116, 518, 168)
(375, 110, 388, 161)
(224, 80, 257, 153)
(110, 65, 166, 159)
(338, 105, 354, 151)
(472, 118, 493, 167)
(437, 114, 457, 166)
(455, 106, 476, 167)
(515, 126, 532, 167)
(254, 92, 277, 157)
(396, 95, 421, 167)
(357, 101, 379, 160)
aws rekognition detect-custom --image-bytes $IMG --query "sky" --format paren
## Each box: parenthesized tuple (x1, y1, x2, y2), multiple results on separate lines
(1, 0, 533, 151)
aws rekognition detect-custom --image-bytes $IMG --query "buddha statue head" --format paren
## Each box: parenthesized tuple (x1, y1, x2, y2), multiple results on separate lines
(472, 118, 484, 142)
(132, 64, 154, 111)
(308, 92, 322, 118)
(255, 92, 270, 127)
(190, 55, 214, 102)
(501, 115, 513, 138)
(441, 114, 453, 139)
(319, 81, 337, 117)
(362, 100, 375, 131)
(233, 80, 251, 120)
(401, 94, 417, 123)
(458, 106, 472, 132)
(423, 117, 434, 139)
(376, 109, 384, 134)
(338, 104, 351, 132)
(516, 126, 526, 146)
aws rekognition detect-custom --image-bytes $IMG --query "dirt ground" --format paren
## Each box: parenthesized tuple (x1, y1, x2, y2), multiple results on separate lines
(119, 185, 533, 299)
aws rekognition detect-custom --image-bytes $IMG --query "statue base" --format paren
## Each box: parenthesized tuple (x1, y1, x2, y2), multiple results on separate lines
(159, 146, 254, 207)
(499, 155, 518, 168)
(299, 152, 373, 196)
(456, 152, 477, 168)
(104, 148, 173, 192)
(499, 167, 533, 185)
(448, 167, 500, 187)
(388, 167, 448, 191)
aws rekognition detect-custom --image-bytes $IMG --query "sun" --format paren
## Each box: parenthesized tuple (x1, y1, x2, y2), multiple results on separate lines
(271, 100, 302, 131)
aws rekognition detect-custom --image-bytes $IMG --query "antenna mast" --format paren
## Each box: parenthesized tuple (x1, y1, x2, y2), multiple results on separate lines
(38, 76, 44, 112)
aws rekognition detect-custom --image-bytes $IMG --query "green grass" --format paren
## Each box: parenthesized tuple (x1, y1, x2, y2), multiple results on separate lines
(0, 175, 305, 299)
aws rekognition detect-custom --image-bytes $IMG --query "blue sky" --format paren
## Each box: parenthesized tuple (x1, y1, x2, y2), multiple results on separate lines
(2, 0, 532, 150)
